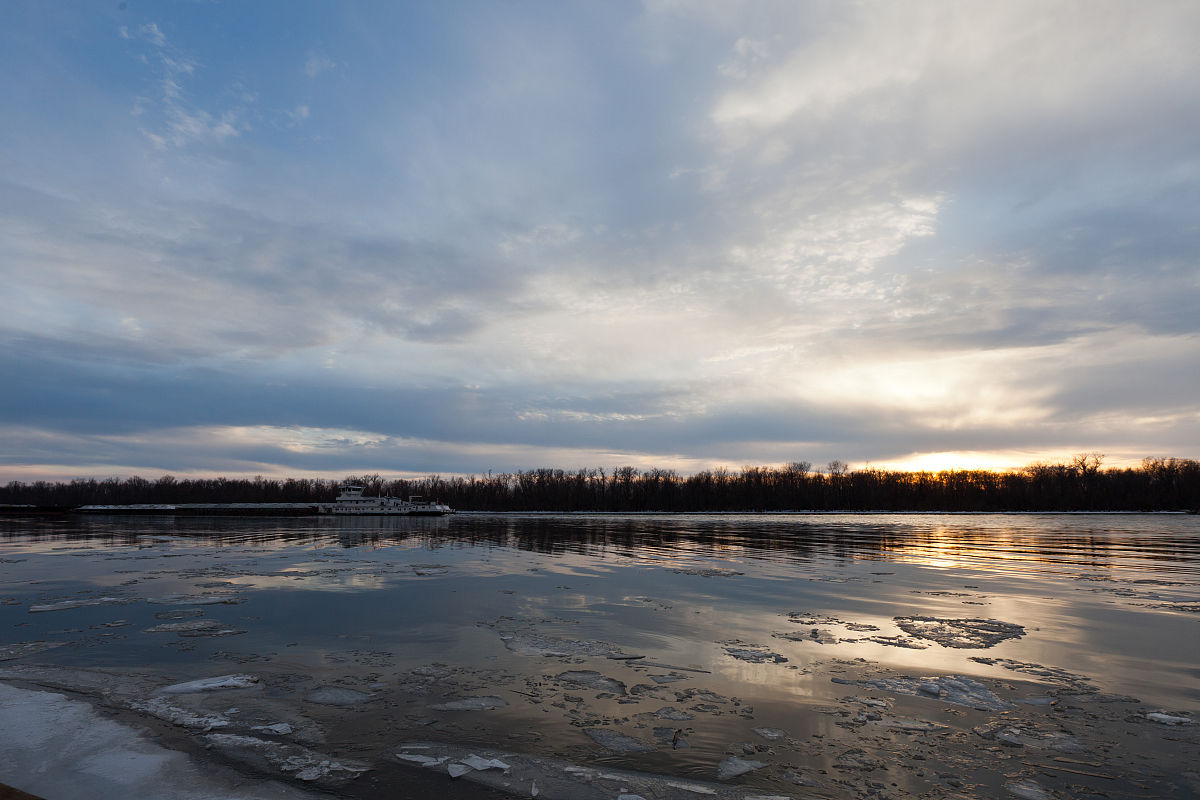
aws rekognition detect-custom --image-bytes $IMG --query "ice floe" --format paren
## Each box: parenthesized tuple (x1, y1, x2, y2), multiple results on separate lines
(1005, 779, 1051, 800)
(203, 733, 369, 784)
(393, 741, 771, 799)
(893, 616, 1025, 648)
(654, 706, 695, 720)
(720, 642, 787, 663)
(715, 756, 764, 779)
(29, 596, 135, 613)
(0, 683, 324, 799)
(832, 674, 1013, 711)
(431, 695, 508, 711)
(304, 686, 376, 706)
(499, 632, 624, 659)
(584, 728, 655, 752)
(555, 670, 627, 695)
(147, 594, 244, 606)
(155, 674, 260, 694)
(0, 640, 66, 661)
(129, 697, 232, 731)
(751, 727, 787, 740)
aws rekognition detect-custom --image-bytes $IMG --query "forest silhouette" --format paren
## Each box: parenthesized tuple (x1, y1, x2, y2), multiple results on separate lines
(3, 455, 1197, 512)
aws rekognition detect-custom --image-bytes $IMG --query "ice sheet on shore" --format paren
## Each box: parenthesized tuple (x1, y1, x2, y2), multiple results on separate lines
(204, 733, 370, 784)
(155, 674, 260, 695)
(394, 741, 776, 799)
(129, 697, 233, 731)
(0, 683, 326, 799)
(0, 640, 66, 661)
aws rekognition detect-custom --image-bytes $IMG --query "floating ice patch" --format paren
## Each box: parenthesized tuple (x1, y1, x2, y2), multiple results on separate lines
(835, 749, 885, 771)
(716, 756, 764, 779)
(29, 596, 135, 613)
(154, 674, 259, 694)
(129, 697, 231, 731)
(153, 608, 204, 620)
(773, 629, 838, 645)
(752, 727, 787, 740)
(1005, 779, 1051, 800)
(650, 673, 688, 684)
(395, 742, 741, 798)
(432, 696, 508, 711)
(0, 641, 66, 661)
(146, 594, 244, 606)
(204, 733, 369, 783)
(721, 642, 787, 663)
(652, 727, 689, 748)
(500, 632, 623, 659)
(1146, 711, 1195, 725)
(974, 723, 1085, 751)
(144, 620, 223, 633)
(893, 616, 1025, 648)
(555, 670, 627, 695)
(847, 634, 930, 649)
(305, 686, 377, 706)
(251, 722, 294, 735)
(396, 753, 449, 767)
(672, 568, 743, 577)
(786, 612, 842, 625)
(460, 754, 512, 771)
(968, 656, 1094, 688)
(780, 770, 820, 787)
(584, 728, 655, 752)
(654, 706, 695, 720)
(832, 674, 1013, 711)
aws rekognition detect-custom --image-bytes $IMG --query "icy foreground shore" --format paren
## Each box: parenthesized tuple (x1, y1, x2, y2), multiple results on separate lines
(0, 683, 321, 800)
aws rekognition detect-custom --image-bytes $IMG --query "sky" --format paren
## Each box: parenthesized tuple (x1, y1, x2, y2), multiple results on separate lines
(2, 1, 1198, 482)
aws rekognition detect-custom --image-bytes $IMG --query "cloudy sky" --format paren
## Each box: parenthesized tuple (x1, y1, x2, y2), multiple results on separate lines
(2, 1, 1198, 481)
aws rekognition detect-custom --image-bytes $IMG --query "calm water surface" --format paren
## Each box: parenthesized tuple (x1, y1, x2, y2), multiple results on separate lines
(1, 513, 1197, 798)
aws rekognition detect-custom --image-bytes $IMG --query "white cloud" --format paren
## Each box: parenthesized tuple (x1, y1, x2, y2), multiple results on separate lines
(138, 22, 167, 47)
(304, 51, 336, 77)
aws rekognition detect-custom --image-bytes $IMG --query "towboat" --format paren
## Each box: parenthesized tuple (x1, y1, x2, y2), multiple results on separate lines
(318, 484, 453, 516)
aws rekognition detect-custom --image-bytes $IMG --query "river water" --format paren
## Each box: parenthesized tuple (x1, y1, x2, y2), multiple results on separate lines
(1, 513, 1198, 799)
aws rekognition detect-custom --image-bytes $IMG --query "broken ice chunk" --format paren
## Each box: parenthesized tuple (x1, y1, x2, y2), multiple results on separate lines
(460, 754, 511, 771)
(29, 596, 135, 613)
(555, 670, 627, 695)
(154, 674, 259, 695)
(1005, 779, 1051, 800)
(584, 728, 655, 752)
(752, 727, 787, 741)
(894, 616, 1025, 648)
(716, 756, 765, 779)
(432, 696, 508, 711)
(396, 753, 449, 767)
(654, 706, 695, 720)
(305, 686, 376, 706)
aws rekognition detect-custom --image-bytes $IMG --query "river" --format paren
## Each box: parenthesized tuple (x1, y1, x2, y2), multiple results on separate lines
(1, 513, 1197, 799)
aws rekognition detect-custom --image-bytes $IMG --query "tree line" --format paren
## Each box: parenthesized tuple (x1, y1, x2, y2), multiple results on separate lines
(2, 455, 1198, 512)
